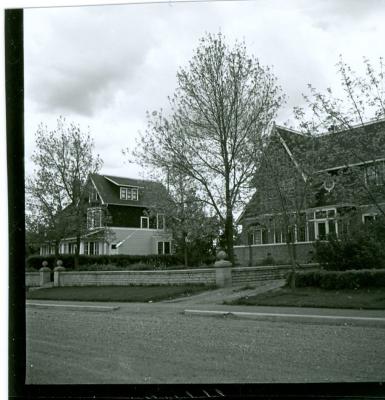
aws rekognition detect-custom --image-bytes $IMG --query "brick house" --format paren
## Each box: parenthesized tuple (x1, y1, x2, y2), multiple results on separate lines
(234, 119, 385, 266)
(40, 174, 172, 256)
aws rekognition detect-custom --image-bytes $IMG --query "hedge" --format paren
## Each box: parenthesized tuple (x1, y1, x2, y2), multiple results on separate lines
(287, 269, 385, 290)
(313, 219, 385, 271)
(26, 254, 184, 271)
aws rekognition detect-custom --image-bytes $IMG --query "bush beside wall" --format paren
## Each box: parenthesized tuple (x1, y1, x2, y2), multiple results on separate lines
(287, 269, 385, 290)
(26, 254, 185, 271)
(313, 219, 385, 271)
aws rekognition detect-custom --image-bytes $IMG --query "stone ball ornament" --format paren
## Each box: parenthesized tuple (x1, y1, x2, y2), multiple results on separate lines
(216, 250, 227, 260)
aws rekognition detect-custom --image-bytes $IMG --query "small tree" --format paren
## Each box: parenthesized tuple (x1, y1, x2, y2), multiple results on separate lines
(253, 130, 316, 287)
(131, 33, 284, 264)
(26, 117, 103, 267)
(144, 170, 220, 267)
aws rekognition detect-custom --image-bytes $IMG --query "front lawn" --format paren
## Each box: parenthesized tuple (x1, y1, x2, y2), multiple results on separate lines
(226, 287, 385, 309)
(27, 284, 213, 302)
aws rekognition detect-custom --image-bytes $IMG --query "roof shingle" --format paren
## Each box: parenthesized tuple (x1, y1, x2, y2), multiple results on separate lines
(89, 174, 170, 208)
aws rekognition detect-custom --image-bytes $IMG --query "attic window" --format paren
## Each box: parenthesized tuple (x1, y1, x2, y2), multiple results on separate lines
(365, 161, 385, 186)
(120, 187, 139, 201)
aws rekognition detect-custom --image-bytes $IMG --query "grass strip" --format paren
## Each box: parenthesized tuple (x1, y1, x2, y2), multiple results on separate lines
(226, 287, 385, 309)
(27, 284, 213, 302)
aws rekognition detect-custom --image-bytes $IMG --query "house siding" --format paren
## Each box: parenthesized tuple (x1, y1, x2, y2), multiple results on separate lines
(109, 227, 172, 255)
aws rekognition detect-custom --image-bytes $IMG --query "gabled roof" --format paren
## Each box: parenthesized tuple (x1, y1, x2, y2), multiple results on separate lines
(276, 119, 385, 173)
(89, 173, 170, 208)
(239, 119, 385, 224)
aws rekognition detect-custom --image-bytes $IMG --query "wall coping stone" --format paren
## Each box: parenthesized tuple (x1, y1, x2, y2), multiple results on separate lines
(233, 263, 318, 271)
(58, 268, 215, 275)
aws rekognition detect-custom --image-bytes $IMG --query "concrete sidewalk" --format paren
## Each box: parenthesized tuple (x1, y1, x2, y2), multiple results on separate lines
(162, 279, 286, 305)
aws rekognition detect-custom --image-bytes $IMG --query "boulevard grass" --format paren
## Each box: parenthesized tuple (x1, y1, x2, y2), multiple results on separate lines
(227, 287, 385, 309)
(26, 284, 213, 302)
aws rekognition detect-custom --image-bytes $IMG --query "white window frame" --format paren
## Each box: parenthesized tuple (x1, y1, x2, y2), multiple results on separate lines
(157, 241, 171, 255)
(120, 187, 139, 201)
(84, 241, 99, 255)
(157, 213, 165, 230)
(120, 187, 127, 200)
(362, 213, 377, 223)
(87, 207, 102, 230)
(89, 186, 98, 202)
(308, 207, 338, 240)
(131, 188, 138, 201)
(365, 161, 385, 186)
(141, 216, 149, 229)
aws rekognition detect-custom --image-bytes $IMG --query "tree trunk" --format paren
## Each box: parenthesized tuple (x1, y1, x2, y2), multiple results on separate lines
(74, 234, 81, 269)
(183, 232, 188, 268)
(224, 212, 235, 265)
(286, 241, 296, 289)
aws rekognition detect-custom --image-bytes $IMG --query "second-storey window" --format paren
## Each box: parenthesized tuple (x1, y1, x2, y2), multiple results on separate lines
(89, 186, 98, 202)
(365, 161, 385, 186)
(120, 187, 139, 200)
(141, 216, 149, 229)
(87, 208, 102, 230)
(157, 214, 165, 230)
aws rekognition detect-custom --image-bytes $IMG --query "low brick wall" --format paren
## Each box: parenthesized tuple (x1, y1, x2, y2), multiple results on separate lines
(55, 269, 216, 287)
(234, 243, 315, 266)
(25, 272, 40, 287)
(232, 264, 317, 286)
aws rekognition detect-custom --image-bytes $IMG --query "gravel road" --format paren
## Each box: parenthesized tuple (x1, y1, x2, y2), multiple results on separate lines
(26, 303, 385, 384)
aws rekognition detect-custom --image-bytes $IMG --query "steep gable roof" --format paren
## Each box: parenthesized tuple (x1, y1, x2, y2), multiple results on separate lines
(276, 119, 385, 173)
(239, 119, 385, 224)
(89, 173, 170, 208)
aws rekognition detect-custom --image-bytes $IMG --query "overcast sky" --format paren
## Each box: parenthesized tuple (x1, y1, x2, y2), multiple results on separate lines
(24, 0, 385, 179)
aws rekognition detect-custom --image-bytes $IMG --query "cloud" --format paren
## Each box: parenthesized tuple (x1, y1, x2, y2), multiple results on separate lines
(25, 5, 161, 116)
(24, 1, 385, 179)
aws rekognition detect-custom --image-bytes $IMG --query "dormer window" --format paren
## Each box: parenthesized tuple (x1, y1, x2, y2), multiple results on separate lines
(365, 161, 385, 186)
(120, 187, 139, 200)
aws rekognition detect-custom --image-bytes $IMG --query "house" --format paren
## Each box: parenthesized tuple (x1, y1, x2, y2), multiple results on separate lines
(234, 119, 385, 266)
(40, 174, 173, 256)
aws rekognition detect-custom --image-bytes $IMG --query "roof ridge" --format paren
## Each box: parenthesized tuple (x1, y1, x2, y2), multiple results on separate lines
(97, 173, 159, 184)
(276, 117, 385, 137)
(275, 125, 306, 136)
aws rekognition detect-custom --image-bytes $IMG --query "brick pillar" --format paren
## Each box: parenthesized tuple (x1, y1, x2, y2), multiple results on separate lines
(214, 250, 232, 288)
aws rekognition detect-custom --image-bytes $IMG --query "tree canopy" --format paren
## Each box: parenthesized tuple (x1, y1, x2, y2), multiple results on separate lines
(293, 56, 385, 216)
(131, 33, 284, 262)
(26, 116, 102, 262)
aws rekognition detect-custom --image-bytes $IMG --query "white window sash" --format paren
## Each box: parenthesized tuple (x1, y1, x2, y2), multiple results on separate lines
(141, 216, 149, 229)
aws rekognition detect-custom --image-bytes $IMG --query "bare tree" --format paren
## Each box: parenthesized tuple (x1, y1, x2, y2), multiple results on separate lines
(294, 56, 385, 216)
(131, 33, 284, 264)
(26, 116, 103, 267)
(252, 129, 318, 287)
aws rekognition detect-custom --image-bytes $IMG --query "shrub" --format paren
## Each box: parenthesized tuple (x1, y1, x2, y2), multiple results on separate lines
(288, 269, 385, 290)
(260, 254, 275, 265)
(26, 254, 184, 270)
(313, 218, 385, 271)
